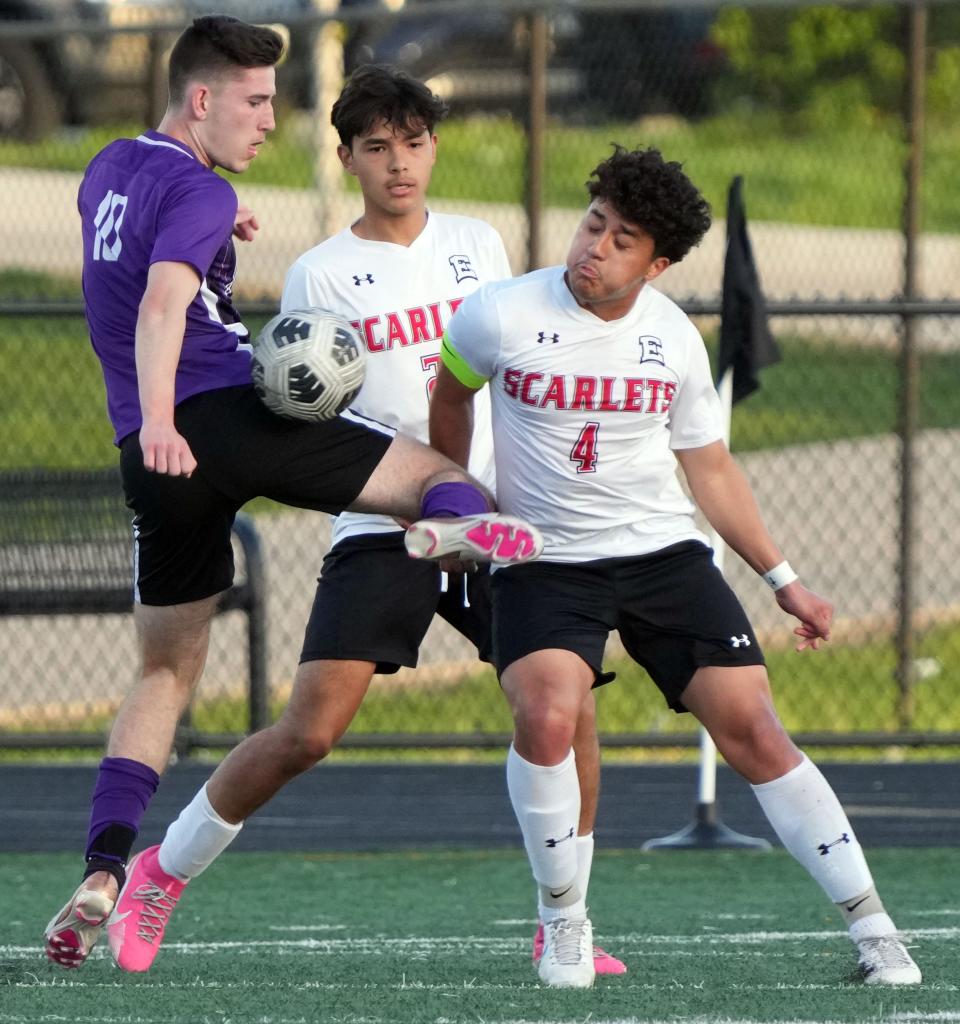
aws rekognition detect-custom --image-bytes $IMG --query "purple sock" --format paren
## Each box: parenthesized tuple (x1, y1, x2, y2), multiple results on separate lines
(85, 756, 160, 865)
(421, 481, 490, 519)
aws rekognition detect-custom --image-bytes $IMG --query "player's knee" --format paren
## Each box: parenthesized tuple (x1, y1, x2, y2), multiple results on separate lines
(138, 661, 204, 708)
(274, 721, 339, 772)
(721, 714, 798, 783)
(514, 702, 578, 761)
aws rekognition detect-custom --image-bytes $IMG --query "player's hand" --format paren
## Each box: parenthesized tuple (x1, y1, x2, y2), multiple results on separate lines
(140, 422, 198, 477)
(233, 206, 259, 242)
(774, 580, 833, 652)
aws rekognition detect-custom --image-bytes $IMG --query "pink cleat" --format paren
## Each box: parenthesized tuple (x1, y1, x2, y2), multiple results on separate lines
(106, 845, 186, 972)
(533, 920, 627, 976)
(404, 513, 543, 565)
(44, 883, 115, 968)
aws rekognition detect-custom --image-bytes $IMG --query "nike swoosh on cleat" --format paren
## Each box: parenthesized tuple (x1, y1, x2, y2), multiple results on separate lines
(107, 909, 132, 926)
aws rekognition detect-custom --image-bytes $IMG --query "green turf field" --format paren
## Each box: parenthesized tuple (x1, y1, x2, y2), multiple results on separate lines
(2, 849, 954, 1023)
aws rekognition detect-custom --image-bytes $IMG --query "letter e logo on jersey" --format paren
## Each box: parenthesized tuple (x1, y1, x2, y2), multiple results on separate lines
(638, 335, 665, 366)
(93, 189, 129, 262)
(449, 254, 477, 284)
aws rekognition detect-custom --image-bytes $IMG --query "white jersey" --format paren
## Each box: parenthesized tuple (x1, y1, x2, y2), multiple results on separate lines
(444, 266, 726, 562)
(282, 211, 512, 545)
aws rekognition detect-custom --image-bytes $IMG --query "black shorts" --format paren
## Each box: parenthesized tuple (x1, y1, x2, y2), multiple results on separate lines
(491, 540, 765, 712)
(120, 385, 393, 606)
(300, 531, 493, 673)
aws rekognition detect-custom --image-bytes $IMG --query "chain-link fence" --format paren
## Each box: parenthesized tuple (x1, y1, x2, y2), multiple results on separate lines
(1, 1, 959, 751)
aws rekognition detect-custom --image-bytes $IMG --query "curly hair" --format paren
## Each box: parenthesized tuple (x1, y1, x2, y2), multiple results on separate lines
(586, 145, 711, 263)
(332, 64, 449, 147)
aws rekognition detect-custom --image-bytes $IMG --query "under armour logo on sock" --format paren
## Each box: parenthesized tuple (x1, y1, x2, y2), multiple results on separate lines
(818, 833, 851, 855)
(544, 827, 575, 848)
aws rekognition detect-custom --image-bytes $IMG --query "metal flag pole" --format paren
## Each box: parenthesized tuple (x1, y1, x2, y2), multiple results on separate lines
(642, 368, 770, 852)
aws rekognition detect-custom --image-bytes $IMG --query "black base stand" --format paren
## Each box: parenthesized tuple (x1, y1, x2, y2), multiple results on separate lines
(641, 801, 772, 852)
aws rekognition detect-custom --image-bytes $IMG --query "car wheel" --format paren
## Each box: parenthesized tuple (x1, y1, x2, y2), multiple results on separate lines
(0, 40, 61, 141)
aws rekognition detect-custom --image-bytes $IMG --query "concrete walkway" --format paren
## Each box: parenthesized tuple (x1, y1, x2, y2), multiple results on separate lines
(5, 166, 960, 322)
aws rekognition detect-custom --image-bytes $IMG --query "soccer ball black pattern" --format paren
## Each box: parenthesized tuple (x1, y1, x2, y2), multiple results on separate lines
(251, 309, 366, 421)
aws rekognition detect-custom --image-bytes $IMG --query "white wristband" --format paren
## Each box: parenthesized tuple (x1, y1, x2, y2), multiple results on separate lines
(762, 560, 798, 591)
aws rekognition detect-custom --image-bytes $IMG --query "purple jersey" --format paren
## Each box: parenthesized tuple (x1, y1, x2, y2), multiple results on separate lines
(78, 130, 253, 443)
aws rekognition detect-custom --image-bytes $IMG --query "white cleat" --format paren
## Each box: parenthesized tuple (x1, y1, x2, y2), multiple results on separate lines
(44, 884, 115, 968)
(404, 513, 543, 565)
(857, 935, 922, 986)
(537, 916, 596, 988)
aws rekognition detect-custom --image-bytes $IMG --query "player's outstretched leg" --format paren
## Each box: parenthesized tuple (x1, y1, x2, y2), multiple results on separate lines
(107, 846, 187, 972)
(44, 882, 115, 968)
(752, 755, 921, 986)
(405, 513, 543, 564)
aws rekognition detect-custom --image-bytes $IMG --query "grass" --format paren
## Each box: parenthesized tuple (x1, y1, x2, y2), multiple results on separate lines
(5, 621, 959, 746)
(3, 111, 960, 232)
(4, 307, 959, 470)
(1, 848, 955, 1023)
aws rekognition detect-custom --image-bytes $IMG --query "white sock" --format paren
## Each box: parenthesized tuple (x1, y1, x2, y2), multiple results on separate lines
(536, 831, 595, 921)
(575, 831, 595, 904)
(507, 744, 584, 921)
(751, 754, 873, 903)
(848, 912, 898, 943)
(158, 784, 243, 881)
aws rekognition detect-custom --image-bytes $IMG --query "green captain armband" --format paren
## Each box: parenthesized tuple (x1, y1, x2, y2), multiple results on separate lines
(441, 333, 488, 390)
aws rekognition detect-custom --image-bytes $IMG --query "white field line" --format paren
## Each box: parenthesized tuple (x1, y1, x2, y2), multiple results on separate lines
(2, 925, 956, 962)
(5, 1016, 960, 1024)
(0, 1015, 380, 1024)
(5, 978, 960, 994)
(266, 923, 348, 932)
(468, 1017, 960, 1024)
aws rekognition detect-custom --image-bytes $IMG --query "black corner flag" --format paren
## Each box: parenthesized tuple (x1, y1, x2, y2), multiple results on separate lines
(716, 175, 780, 404)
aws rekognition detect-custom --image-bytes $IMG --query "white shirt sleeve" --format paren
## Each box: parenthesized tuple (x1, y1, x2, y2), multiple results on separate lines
(445, 283, 504, 381)
(667, 325, 727, 450)
(281, 257, 330, 315)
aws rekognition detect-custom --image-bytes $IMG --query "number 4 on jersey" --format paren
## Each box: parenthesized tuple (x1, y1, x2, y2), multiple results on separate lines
(571, 421, 600, 473)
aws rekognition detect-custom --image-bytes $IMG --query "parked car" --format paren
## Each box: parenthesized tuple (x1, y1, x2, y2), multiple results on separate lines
(0, 0, 307, 140)
(0, 1, 725, 141)
(0, 0, 104, 139)
(0, 0, 206, 140)
(345, 2, 726, 121)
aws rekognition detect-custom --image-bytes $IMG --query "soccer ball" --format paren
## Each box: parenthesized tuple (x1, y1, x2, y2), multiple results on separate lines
(251, 308, 366, 421)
